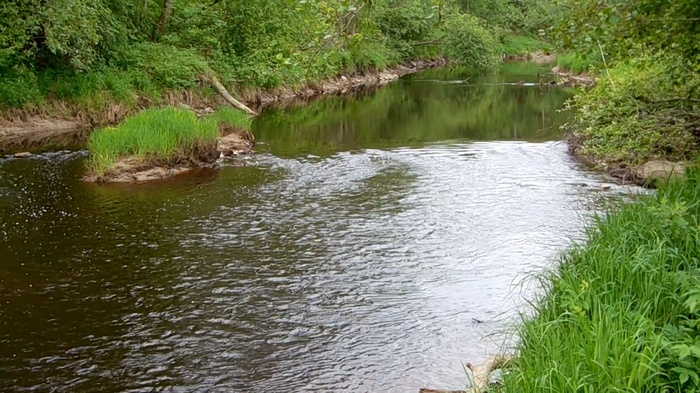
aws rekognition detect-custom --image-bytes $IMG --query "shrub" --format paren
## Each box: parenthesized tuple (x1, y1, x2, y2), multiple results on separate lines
(0, 67, 43, 109)
(87, 107, 218, 175)
(566, 53, 699, 165)
(113, 43, 209, 89)
(442, 14, 501, 71)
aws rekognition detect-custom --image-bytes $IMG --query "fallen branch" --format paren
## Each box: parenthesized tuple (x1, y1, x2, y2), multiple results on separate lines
(209, 76, 258, 116)
(419, 355, 513, 393)
(466, 355, 512, 393)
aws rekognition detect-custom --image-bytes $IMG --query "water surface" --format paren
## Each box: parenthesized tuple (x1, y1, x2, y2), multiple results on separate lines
(0, 64, 639, 392)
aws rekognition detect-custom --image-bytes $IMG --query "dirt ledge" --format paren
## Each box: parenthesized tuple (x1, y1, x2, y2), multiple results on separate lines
(567, 135, 686, 187)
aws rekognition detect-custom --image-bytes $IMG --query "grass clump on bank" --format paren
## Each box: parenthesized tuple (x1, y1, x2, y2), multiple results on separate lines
(208, 107, 253, 131)
(503, 169, 700, 392)
(87, 107, 219, 176)
(501, 35, 552, 57)
(555, 52, 600, 74)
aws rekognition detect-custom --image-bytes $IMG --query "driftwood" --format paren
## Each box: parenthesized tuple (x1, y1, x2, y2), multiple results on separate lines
(209, 76, 259, 116)
(419, 355, 513, 393)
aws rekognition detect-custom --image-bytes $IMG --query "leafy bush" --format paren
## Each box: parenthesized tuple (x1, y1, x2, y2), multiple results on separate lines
(442, 14, 501, 71)
(115, 43, 209, 89)
(0, 67, 43, 109)
(87, 107, 218, 175)
(566, 53, 699, 165)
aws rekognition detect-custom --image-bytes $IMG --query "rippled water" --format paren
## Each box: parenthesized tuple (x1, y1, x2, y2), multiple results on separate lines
(0, 64, 641, 392)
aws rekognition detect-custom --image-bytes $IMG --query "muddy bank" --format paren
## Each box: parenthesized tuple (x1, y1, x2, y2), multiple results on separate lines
(82, 128, 254, 183)
(0, 59, 445, 152)
(568, 136, 686, 187)
(551, 66, 596, 87)
(504, 51, 556, 65)
(239, 58, 447, 108)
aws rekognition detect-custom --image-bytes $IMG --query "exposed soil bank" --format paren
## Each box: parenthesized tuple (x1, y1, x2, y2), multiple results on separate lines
(551, 66, 596, 87)
(504, 51, 556, 64)
(0, 59, 446, 152)
(567, 135, 686, 187)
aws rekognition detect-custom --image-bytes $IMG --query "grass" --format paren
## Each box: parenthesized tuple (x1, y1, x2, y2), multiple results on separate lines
(87, 107, 219, 176)
(556, 52, 601, 75)
(502, 35, 552, 56)
(502, 168, 700, 392)
(208, 107, 253, 130)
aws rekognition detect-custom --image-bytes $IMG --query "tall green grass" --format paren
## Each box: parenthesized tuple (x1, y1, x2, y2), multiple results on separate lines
(87, 107, 219, 176)
(503, 169, 700, 392)
(556, 52, 601, 74)
(208, 107, 253, 130)
(502, 35, 552, 56)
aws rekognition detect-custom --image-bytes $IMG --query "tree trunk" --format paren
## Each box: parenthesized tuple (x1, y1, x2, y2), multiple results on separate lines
(155, 0, 174, 36)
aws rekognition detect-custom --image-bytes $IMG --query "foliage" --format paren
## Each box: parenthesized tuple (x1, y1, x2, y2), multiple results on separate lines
(503, 167, 700, 392)
(457, 0, 563, 37)
(0, 0, 565, 111)
(442, 13, 501, 71)
(566, 53, 700, 165)
(502, 35, 552, 56)
(554, 0, 700, 65)
(87, 107, 218, 176)
(555, 52, 600, 74)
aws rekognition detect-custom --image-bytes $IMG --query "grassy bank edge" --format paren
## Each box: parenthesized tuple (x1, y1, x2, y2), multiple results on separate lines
(0, 58, 446, 144)
(493, 168, 700, 392)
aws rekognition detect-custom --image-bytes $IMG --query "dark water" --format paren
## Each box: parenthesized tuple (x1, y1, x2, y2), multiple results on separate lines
(0, 64, 640, 392)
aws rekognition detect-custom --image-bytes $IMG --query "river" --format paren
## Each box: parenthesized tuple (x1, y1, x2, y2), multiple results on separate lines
(0, 64, 641, 392)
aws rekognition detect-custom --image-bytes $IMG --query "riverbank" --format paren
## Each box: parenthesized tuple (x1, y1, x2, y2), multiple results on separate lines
(500, 167, 699, 392)
(0, 58, 446, 152)
(558, 53, 698, 186)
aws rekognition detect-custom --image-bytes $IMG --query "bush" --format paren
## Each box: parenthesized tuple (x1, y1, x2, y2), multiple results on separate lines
(0, 67, 43, 109)
(442, 14, 501, 71)
(113, 43, 209, 89)
(566, 53, 700, 165)
(87, 107, 219, 175)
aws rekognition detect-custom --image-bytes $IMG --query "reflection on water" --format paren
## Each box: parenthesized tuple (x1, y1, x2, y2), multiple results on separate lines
(0, 65, 639, 392)
(254, 63, 573, 156)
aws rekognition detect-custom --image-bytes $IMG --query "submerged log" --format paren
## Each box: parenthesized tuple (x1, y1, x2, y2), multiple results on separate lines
(466, 355, 512, 393)
(419, 355, 513, 393)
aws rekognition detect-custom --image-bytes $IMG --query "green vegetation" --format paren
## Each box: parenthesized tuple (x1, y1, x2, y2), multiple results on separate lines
(551, 0, 700, 168)
(567, 54, 699, 166)
(555, 52, 599, 75)
(0, 0, 561, 116)
(209, 107, 253, 131)
(502, 35, 552, 57)
(503, 169, 700, 392)
(87, 107, 218, 176)
(488, 3, 700, 392)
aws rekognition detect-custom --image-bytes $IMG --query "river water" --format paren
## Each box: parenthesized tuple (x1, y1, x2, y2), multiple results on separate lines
(0, 64, 640, 392)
